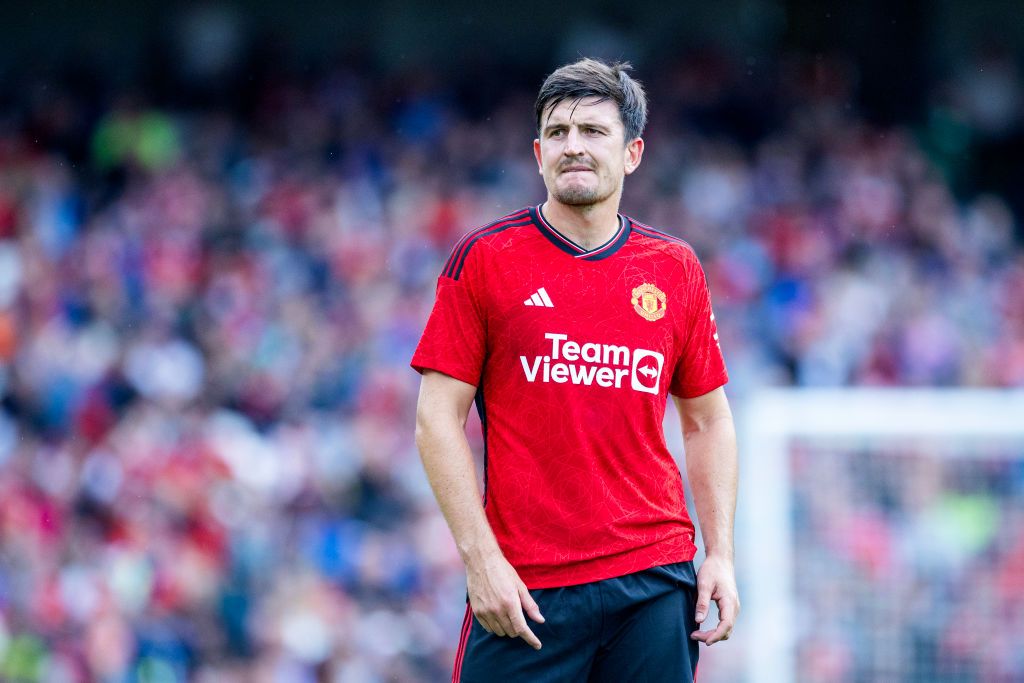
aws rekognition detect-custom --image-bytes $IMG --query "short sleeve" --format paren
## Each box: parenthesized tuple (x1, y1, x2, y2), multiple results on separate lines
(410, 245, 487, 386)
(669, 262, 729, 398)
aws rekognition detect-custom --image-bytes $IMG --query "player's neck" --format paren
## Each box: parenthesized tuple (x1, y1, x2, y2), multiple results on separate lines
(540, 199, 622, 251)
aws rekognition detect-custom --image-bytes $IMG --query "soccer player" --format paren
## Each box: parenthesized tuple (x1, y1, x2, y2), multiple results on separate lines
(412, 58, 739, 682)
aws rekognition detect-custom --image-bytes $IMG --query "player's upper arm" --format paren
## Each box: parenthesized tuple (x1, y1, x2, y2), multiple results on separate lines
(410, 244, 488, 387)
(673, 386, 733, 437)
(415, 369, 478, 433)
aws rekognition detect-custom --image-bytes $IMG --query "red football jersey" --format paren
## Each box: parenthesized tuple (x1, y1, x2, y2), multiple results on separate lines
(411, 206, 728, 588)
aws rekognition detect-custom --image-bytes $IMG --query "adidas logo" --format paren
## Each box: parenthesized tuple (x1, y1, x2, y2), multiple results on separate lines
(524, 287, 554, 308)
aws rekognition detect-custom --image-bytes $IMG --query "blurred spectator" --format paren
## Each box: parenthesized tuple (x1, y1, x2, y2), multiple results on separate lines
(0, 48, 1020, 681)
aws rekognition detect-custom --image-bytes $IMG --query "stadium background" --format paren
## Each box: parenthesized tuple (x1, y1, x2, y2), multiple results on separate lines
(1, 1, 1023, 681)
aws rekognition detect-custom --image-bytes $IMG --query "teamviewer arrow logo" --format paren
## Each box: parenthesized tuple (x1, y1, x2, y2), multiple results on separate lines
(630, 349, 664, 394)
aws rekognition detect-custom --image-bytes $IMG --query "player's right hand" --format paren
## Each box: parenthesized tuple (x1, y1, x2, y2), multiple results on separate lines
(466, 552, 545, 650)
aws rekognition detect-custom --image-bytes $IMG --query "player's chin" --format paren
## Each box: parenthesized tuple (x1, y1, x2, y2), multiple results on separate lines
(553, 184, 604, 207)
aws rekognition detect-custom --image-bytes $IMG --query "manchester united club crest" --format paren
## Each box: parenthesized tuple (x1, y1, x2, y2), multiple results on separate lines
(631, 283, 667, 321)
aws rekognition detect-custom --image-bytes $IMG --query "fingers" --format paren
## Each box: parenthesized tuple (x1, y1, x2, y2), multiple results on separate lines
(473, 605, 510, 637)
(518, 583, 546, 624)
(473, 593, 544, 650)
(691, 621, 729, 645)
(476, 613, 507, 637)
(717, 592, 738, 632)
(694, 579, 712, 625)
(693, 619, 730, 645)
(508, 610, 542, 650)
(510, 584, 544, 649)
(690, 591, 740, 646)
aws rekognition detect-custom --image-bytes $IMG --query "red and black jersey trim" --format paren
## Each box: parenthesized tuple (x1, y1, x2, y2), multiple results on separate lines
(630, 219, 695, 252)
(442, 209, 532, 280)
(529, 205, 632, 261)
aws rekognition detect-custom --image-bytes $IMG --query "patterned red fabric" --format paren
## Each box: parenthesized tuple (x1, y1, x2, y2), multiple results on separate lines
(412, 206, 728, 588)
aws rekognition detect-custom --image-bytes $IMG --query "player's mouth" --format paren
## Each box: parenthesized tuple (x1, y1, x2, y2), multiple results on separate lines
(561, 165, 595, 174)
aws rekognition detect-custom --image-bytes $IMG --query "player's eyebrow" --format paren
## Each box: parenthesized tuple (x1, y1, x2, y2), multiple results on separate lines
(541, 120, 611, 135)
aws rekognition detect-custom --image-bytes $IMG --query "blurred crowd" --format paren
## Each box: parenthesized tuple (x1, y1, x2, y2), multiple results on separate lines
(792, 445, 1024, 682)
(0, 47, 1021, 682)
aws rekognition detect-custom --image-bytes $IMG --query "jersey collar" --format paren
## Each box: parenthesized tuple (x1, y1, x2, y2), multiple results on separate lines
(529, 205, 632, 261)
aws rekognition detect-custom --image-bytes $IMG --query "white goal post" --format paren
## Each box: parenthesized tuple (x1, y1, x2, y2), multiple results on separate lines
(737, 389, 1024, 683)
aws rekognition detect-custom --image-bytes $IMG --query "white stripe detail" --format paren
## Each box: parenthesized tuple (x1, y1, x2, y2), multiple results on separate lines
(523, 288, 555, 308)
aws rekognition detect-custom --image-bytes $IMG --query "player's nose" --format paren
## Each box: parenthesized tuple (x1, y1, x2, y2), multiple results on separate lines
(563, 127, 585, 155)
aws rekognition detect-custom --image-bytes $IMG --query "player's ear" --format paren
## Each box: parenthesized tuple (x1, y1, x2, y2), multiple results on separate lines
(624, 137, 644, 175)
(533, 138, 543, 174)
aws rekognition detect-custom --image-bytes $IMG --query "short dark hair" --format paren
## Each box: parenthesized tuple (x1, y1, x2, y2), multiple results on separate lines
(535, 58, 648, 142)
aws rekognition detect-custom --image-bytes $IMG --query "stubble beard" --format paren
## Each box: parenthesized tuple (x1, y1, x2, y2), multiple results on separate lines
(551, 175, 616, 207)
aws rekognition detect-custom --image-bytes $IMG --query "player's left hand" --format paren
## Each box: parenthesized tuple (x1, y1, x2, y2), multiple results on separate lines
(690, 553, 740, 646)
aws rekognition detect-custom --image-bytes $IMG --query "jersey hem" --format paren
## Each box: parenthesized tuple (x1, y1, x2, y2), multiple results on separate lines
(514, 535, 698, 590)
(671, 373, 729, 399)
(410, 360, 479, 388)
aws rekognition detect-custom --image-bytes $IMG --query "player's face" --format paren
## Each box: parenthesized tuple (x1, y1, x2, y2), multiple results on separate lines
(533, 97, 643, 208)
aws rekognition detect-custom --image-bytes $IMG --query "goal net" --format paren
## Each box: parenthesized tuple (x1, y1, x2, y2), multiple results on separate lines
(691, 389, 1024, 683)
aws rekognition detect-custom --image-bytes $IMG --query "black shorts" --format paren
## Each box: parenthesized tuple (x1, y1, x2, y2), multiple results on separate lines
(452, 561, 700, 683)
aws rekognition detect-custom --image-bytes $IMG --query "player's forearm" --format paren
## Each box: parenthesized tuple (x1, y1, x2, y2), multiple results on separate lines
(415, 412, 503, 566)
(683, 414, 738, 560)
